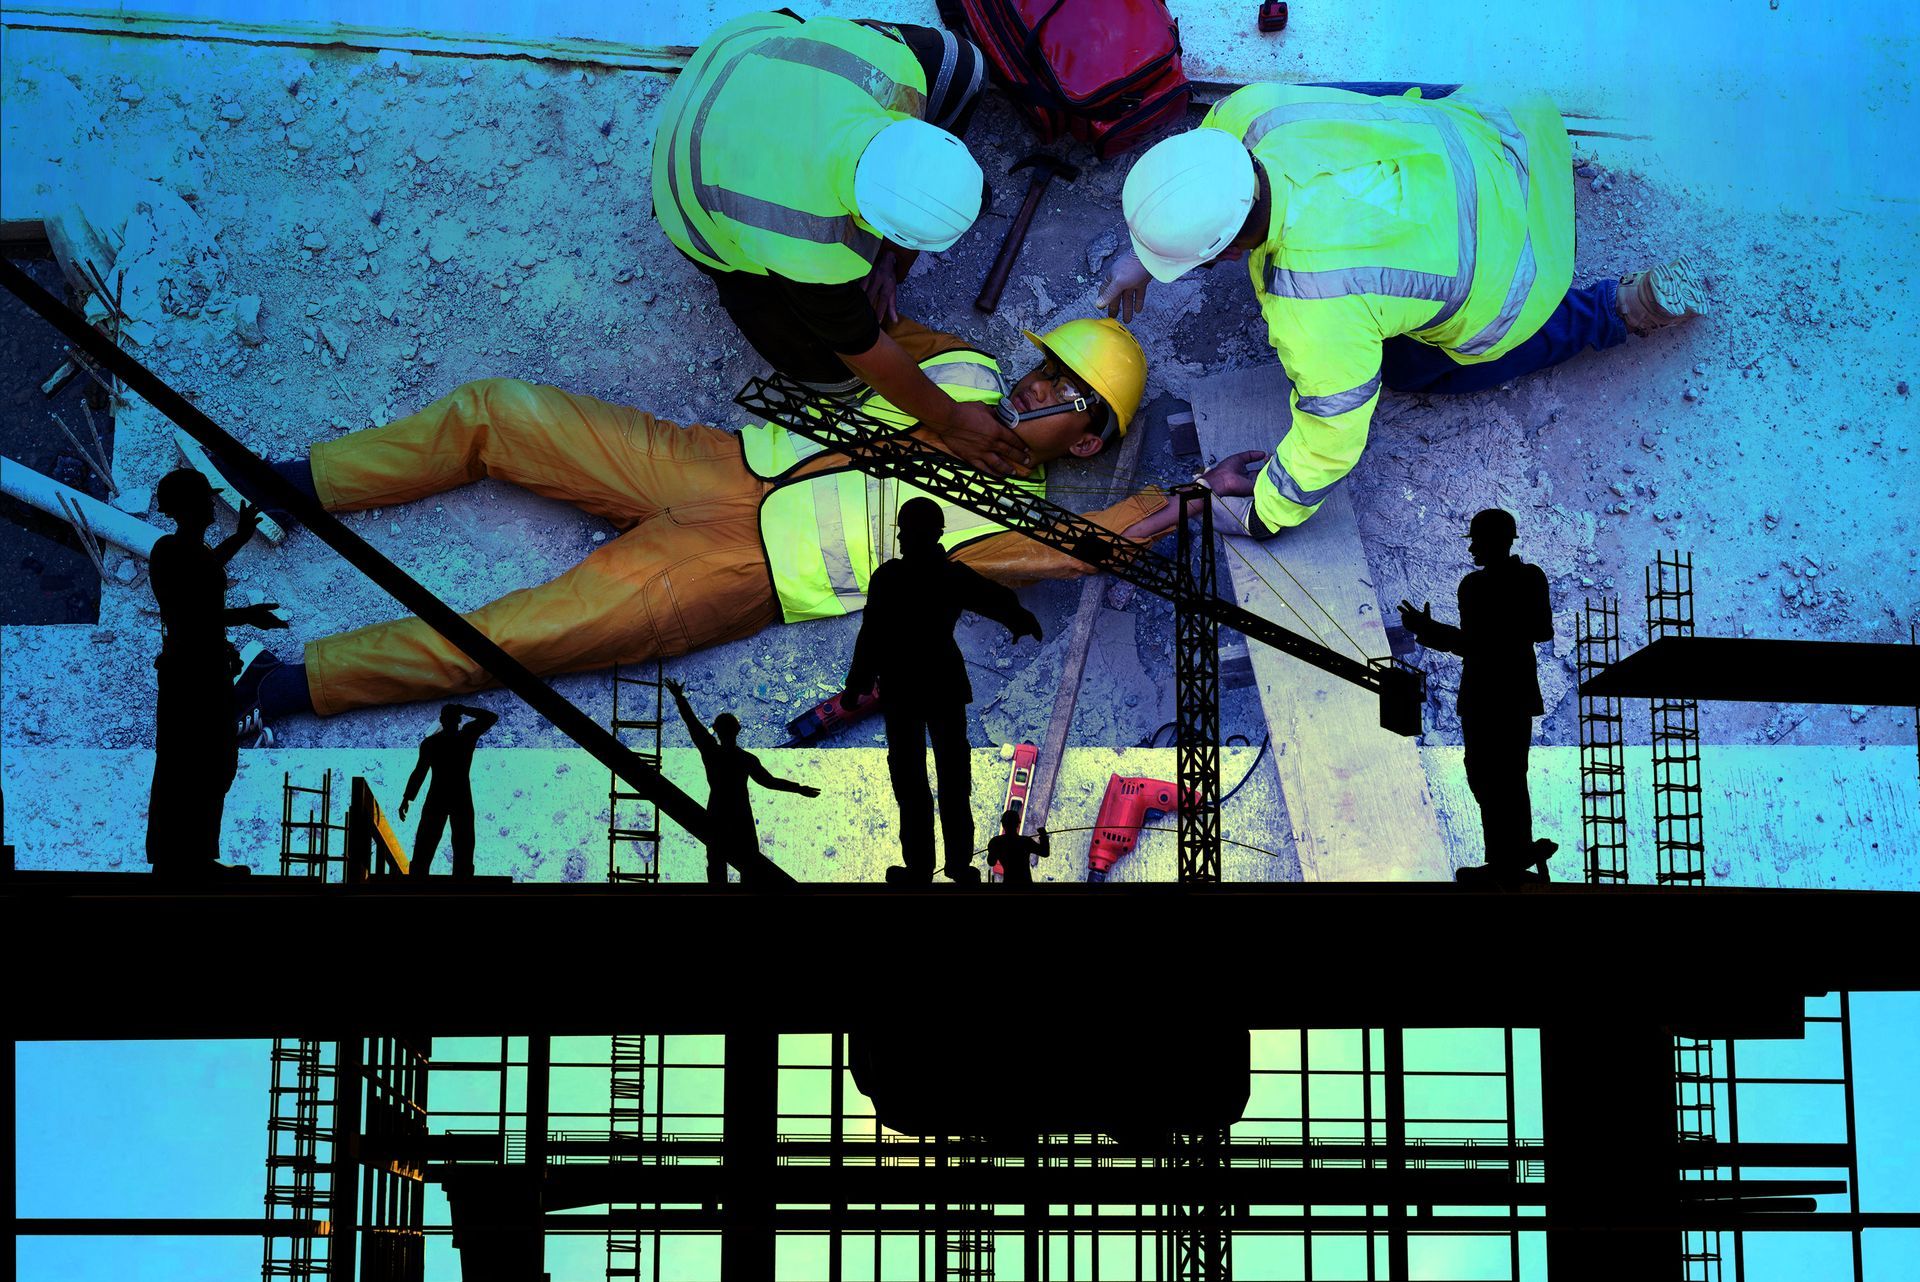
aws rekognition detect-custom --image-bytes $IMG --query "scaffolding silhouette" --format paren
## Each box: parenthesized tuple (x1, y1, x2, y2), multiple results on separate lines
(280, 770, 345, 881)
(1577, 598, 1630, 884)
(1674, 1037, 1724, 1281)
(263, 1039, 336, 1280)
(605, 1033, 659, 1280)
(1646, 553, 1706, 885)
(1165, 1129, 1232, 1282)
(1173, 484, 1222, 883)
(939, 1138, 995, 1282)
(608, 663, 666, 884)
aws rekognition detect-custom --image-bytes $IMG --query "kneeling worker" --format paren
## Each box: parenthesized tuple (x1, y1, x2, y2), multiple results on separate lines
(1101, 82, 1708, 538)
(654, 10, 1028, 478)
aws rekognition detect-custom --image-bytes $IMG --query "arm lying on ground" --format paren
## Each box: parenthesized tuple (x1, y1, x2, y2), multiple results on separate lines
(950, 489, 1169, 586)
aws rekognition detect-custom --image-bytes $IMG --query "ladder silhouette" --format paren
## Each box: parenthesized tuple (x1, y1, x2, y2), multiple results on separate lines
(280, 769, 345, 881)
(1646, 553, 1706, 885)
(608, 663, 666, 885)
(606, 1033, 653, 1279)
(1576, 599, 1628, 884)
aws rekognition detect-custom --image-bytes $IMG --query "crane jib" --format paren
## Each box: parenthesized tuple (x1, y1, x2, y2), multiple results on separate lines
(733, 374, 1415, 713)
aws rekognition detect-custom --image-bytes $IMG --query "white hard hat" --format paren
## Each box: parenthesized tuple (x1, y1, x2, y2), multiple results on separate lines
(853, 119, 983, 252)
(1121, 128, 1257, 283)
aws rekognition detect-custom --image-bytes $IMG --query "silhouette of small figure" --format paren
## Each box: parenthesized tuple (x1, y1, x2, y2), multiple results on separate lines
(845, 498, 1043, 885)
(145, 468, 287, 880)
(399, 703, 498, 878)
(666, 676, 820, 884)
(1399, 508, 1559, 883)
(987, 810, 1050, 887)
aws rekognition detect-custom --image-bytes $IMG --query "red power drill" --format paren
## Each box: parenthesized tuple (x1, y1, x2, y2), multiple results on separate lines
(783, 686, 882, 747)
(1087, 774, 1199, 881)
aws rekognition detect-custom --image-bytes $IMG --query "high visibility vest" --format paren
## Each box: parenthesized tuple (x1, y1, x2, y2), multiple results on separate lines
(652, 12, 929, 285)
(1200, 84, 1572, 531)
(741, 350, 1048, 623)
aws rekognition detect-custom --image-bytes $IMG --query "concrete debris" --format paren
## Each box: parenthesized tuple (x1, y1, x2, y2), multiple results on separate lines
(117, 82, 144, 103)
(218, 100, 245, 122)
(415, 135, 443, 163)
(321, 321, 350, 358)
(110, 486, 152, 516)
(278, 102, 299, 126)
(287, 130, 313, 151)
(114, 559, 140, 584)
(302, 230, 328, 252)
(233, 294, 264, 344)
(428, 229, 457, 263)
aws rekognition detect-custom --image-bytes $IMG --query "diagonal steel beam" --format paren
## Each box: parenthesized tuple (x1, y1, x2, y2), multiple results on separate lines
(0, 258, 798, 883)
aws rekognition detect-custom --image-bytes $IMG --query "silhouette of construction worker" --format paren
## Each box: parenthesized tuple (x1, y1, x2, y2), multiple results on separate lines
(845, 498, 1044, 885)
(987, 810, 1050, 887)
(666, 676, 820, 884)
(1399, 508, 1559, 882)
(399, 704, 498, 878)
(145, 468, 286, 880)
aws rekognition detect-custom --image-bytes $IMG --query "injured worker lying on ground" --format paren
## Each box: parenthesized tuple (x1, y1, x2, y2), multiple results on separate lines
(221, 317, 1262, 739)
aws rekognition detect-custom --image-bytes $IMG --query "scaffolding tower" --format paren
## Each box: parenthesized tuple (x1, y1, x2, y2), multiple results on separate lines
(938, 1138, 995, 1282)
(1164, 1129, 1232, 1282)
(1173, 483, 1222, 883)
(1646, 553, 1706, 884)
(1576, 598, 1629, 884)
(608, 663, 666, 884)
(605, 1033, 654, 1280)
(281, 769, 345, 881)
(263, 1039, 336, 1281)
(1674, 1036, 1724, 1282)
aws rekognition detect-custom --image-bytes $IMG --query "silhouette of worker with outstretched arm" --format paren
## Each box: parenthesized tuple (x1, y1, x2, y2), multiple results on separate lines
(845, 497, 1044, 885)
(399, 703, 498, 878)
(665, 676, 819, 884)
(1400, 508, 1559, 882)
(988, 810, 1051, 887)
(145, 468, 287, 880)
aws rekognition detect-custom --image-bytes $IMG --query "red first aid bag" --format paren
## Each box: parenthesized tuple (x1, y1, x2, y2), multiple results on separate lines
(942, 0, 1191, 157)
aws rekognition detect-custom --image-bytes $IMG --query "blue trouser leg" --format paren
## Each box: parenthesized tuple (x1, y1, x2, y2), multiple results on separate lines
(1382, 280, 1627, 396)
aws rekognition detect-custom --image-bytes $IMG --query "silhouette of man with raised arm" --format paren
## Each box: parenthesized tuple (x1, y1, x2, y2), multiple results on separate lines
(665, 676, 820, 885)
(988, 810, 1051, 887)
(844, 498, 1044, 886)
(399, 703, 498, 878)
(1399, 508, 1559, 882)
(145, 468, 287, 880)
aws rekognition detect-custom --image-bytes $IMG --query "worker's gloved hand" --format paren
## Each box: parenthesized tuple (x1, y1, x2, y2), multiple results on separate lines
(1008, 608, 1044, 644)
(398, 798, 411, 822)
(796, 784, 822, 799)
(1202, 450, 1267, 498)
(1398, 600, 1433, 637)
(840, 686, 866, 710)
(863, 251, 901, 327)
(937, 399, 1033, 478)
(1095, 248, 1153, 323)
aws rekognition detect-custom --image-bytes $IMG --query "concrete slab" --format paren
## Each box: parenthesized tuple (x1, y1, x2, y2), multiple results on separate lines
(1191, 365, 1448, 879)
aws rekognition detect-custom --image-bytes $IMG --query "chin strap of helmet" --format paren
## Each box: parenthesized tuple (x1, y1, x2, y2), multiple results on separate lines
(993, 390, 1104, 428)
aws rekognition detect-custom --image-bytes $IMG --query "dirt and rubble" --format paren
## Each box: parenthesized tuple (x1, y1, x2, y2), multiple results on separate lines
(2, 26, 1914, 876)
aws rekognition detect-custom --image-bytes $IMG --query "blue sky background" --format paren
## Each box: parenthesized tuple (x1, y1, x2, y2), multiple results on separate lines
(15, 995, 1920, 1280)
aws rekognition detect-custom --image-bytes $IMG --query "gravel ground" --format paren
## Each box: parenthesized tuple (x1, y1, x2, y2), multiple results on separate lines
(2, 26, 1914, 874)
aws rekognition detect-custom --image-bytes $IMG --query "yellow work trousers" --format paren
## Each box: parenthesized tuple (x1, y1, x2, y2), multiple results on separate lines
(303, 378, 779, 717)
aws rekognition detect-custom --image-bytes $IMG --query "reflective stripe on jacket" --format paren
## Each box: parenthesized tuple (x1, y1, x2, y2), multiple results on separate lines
(651, 12, 929, 284)
(1199, 84, 1572, 529)
(741, 351, 1048, 622)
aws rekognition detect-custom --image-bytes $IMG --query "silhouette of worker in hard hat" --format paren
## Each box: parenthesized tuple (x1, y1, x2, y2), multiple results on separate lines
(666, 676, 820, 884)
(1399, 508, 1559, 883)
(846, 497, 1043, 885)
(145, 467, 287, 881)
(399, 703, 498, 877)
(988, 808, 1050, 886)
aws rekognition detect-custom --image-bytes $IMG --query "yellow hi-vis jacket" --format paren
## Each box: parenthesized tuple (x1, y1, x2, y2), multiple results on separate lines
(740, 350, 1049, 623)
(652, 11, 929, 285)
(1200, 84, 1573, 531)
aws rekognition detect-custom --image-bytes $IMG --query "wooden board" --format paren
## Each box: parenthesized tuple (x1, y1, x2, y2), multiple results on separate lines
(1191, 365, 1448, 880)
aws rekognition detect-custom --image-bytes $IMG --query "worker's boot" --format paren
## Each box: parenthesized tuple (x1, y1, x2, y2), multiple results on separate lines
(232, 645, 283, 746)
(1616, 256, 1711, 334)
(943, 863, 981, 885)
(885, 866, 933, 886)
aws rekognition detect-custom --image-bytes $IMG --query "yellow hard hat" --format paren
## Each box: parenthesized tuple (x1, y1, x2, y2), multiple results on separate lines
(1024, 317, 1147, 436)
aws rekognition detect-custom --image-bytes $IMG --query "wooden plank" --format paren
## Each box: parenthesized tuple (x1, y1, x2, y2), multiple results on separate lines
(1023, 421, 1145, 835)
(1190, 365, 1448, 880)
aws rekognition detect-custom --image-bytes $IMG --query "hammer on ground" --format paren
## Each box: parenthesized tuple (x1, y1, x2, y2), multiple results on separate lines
(975, 153, 1080, 314)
